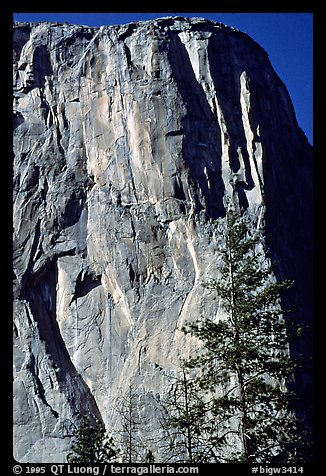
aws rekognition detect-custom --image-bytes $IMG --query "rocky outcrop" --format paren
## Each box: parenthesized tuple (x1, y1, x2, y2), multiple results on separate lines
(13, 17, 312, 462)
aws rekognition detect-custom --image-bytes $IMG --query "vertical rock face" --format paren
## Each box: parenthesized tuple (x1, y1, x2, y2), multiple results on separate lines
(13, 17, 312, 462)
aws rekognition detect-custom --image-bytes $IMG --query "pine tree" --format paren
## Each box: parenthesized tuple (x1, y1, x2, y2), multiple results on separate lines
(160, 368, 216, 463)
(67, 415, 118, 463)
(182, 206, 305, 462)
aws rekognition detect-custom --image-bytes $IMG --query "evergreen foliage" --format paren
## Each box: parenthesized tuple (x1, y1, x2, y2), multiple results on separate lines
(180, 206, 305, 462)
(67, 416, 118, 463)
(160, 368, 218, 462)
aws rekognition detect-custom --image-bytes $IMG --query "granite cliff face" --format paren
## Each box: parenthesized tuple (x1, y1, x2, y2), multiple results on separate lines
(13, 17, 312, 462)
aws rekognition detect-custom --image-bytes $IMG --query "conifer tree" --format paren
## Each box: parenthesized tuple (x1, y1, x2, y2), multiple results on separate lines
(160, 368, 216, 463)
(67, 415, 118, 463)
(182, 206, 304, 462)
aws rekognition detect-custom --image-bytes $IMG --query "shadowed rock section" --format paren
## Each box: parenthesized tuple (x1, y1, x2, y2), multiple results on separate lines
(13, 17, 312, 462)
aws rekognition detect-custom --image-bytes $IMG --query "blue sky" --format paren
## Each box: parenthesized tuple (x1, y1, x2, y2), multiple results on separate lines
(13, 12, 313, 144)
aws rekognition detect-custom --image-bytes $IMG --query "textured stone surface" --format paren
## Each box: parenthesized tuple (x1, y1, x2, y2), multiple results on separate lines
(13, 17, 312, 462)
